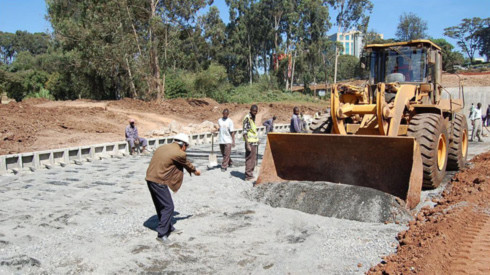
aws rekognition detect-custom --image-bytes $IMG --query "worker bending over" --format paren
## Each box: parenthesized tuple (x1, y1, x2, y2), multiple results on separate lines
(145, 133, 201, 244)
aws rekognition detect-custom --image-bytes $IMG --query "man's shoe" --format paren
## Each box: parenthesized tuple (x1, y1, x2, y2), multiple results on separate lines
(478, 140, 483, 142)
(228, 163, 233, 168)
(156, 236, 172, 244)
(221, 168, 227, 172)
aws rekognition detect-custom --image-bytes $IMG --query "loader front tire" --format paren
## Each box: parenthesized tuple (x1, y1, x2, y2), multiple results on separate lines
(310, 114, 332, 133)
(408, 113, 448, 189)
(447, 113, 468, 171)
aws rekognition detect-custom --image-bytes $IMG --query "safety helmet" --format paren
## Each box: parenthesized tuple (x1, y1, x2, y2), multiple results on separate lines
(173, 133, 190, 145)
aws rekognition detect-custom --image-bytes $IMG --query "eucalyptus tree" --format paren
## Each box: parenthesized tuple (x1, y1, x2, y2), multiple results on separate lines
(396, 12, 428, 41)
(444, 17, 490, 64)
(327, 0, 373, 83)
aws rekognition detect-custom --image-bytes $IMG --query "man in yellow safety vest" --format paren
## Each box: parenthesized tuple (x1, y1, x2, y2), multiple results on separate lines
(242, 105, 259, 181)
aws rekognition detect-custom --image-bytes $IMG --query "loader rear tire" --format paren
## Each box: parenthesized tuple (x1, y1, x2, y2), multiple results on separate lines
(310, 114, 332, 133)
(447, 113, 468, 171)
(408, 113, 448, 189)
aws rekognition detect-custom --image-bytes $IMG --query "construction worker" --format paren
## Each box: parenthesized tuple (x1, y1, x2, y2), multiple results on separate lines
(290, 107, 302, 133)
(145, 133, 201, 244)
(218, 109, 235, 172)
(486, 104, 490, 127)
(263, 116, 276, 134)
(243, 105, 259, 181)
(125, 118, 148, 154)
(469, 103, 483, 142)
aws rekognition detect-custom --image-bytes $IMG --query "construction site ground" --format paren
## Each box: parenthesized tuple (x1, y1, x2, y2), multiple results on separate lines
(0, 134, 489, 273)
(1, 73, 489, 273)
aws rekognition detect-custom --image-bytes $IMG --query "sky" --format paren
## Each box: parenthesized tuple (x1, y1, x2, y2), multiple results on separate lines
(1, 0, 489, 56)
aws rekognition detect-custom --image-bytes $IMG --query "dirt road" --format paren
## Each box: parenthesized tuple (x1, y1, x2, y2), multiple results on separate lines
(369, 152, 490, 274)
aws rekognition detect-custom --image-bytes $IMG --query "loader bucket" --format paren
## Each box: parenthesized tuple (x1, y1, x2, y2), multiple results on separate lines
(256, 133, 423, 209)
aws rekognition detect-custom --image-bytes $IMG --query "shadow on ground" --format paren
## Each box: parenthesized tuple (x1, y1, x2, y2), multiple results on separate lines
(143, 212, 193, 232)
(230, 171, 246, 180)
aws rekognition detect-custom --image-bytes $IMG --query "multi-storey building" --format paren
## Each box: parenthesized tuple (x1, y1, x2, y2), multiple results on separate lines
(329, 30, 383, 58)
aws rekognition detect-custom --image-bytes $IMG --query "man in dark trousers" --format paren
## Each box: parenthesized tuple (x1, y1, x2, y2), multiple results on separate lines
(145, 133, 201, 244)
(218, 109, 235, 172)
(243, 105, 259, 181)
(290, 107, 302, 133)
(486, 104, 490, 127)
(263, 116, 276, 134)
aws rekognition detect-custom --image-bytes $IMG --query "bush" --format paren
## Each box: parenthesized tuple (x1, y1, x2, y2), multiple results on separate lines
(25, 87, 55, 100)
(165, 72, 191, 99)
(194, 63, 230, 98)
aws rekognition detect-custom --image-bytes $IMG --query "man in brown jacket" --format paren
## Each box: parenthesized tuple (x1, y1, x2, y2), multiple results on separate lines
(146, 133, 201, 244)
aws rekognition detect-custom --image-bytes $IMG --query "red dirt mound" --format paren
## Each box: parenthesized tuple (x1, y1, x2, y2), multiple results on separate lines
(369, 152, 490, 275)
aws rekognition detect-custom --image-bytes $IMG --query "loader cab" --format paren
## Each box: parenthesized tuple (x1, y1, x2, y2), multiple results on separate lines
(362, 40, 442, 87)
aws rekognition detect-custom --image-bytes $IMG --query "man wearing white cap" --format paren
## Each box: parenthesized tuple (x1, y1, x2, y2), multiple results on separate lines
(145, 133, 201, 244)
(125, 118, 148, 154)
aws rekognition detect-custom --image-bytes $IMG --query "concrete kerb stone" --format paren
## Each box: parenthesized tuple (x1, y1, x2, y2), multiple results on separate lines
(4, 153, 21, 174)
(0, 155, 6, 174)
(0, 124, 290, 176)
(36, 150, 54, 169)
(21, 152, 37, 172)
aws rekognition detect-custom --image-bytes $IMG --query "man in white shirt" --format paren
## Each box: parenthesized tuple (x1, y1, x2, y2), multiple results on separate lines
(218, 109, 235, 171)
(470, 102, 483, 142)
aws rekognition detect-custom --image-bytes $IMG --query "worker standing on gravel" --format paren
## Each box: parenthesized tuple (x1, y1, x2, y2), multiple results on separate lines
(145, 133, 201, 244)
(125, 119, 148, 155)
(469, 103, 483, 142)
(218, 109, 235, 172)
(243, 105, 259, 181)
(290, 107, 302, 133)
(263, 116, 276, 134)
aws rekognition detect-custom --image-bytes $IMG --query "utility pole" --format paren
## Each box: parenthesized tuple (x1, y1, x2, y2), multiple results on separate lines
(333, 25, 341, 84)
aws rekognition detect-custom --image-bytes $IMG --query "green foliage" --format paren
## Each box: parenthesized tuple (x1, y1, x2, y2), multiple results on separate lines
(25, 88, 55, 100)
(336, 55, 360, 81)
(3, 70, 27, 101)
(1, 0, 376, 103)
(474, 26, 490, 61)
(0, 31, 50, 65)
(165, 72, 192, 99)
(364, 29, 385, 45)
(396, 12, 428, 41)
(194, 63, 230, 98)
(431, 38, 465, 72)
(444, 17, 490, 64)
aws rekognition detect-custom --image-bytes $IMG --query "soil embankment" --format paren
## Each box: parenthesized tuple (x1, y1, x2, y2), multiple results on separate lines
(0, 98, 323, 155)
(369, 152, 490, 274)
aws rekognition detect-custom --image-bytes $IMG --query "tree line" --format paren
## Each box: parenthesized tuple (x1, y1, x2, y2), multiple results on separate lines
(0, 1, 488, 102)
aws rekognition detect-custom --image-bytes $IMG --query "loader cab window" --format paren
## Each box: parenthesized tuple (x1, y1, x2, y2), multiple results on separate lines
(370, 46, 428, 84)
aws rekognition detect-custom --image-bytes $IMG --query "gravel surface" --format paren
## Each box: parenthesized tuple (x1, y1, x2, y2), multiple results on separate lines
(0, 135, 487, 274)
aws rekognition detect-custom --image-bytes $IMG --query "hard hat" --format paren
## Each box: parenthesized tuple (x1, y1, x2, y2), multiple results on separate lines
(174, 133, 190, 145)
(129, 118, 135, 123)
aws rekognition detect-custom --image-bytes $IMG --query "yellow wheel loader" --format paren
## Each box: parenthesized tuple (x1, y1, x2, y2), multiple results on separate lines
(257, 40, 468, 209)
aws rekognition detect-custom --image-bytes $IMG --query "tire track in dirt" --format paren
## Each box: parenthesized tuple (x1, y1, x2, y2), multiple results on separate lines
(450, 212, 490, 274)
